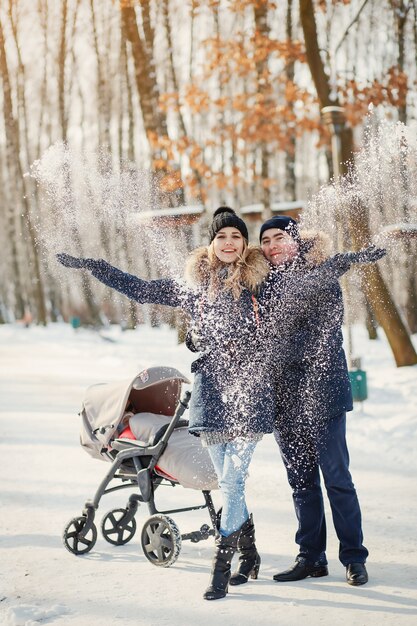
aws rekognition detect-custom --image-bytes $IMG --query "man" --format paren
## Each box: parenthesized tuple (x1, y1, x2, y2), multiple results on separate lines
(259, 215, 369, 586)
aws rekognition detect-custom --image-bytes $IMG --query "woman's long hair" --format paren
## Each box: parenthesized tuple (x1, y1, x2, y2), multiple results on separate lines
(185, 239, 269, 300)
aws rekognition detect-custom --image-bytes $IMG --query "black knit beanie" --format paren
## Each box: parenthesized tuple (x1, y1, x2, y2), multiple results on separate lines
(209, 206, 249, 243)
(259, 216, 300, 243)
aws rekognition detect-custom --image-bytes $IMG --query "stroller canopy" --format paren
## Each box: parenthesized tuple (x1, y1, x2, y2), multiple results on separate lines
(80, 367, 190, 460)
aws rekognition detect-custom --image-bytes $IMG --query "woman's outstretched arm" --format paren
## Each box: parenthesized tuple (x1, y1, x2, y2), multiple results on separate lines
(56, 254, 183, 307)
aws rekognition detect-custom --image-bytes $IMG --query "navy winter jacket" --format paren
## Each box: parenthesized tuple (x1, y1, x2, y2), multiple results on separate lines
(88, 257, 276, 437)
(258, 239, 353, 432)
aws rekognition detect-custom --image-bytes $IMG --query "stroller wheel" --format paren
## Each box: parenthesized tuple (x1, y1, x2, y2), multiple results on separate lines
(62, 516, 97, 555)
(101, 508, 137, 545)
(141, 514, 182, 567)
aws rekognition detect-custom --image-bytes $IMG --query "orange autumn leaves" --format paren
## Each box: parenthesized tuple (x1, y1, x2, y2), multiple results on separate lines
(150, 4, 409, 200)
(154, 32, 315, 199)
(342, 67, 408, 126)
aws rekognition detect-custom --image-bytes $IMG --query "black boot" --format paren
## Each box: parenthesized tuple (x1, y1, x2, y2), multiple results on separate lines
(229, 514, 260, 586)
(203, 527, 240, 600)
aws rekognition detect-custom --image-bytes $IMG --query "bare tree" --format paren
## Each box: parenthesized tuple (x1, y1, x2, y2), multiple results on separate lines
(299, 0, 417, 367)
(56, 0, 102, 325)
(0, 15, 47, 324)
(284, 0, 296, 201)
(0, 17, 26, 320)
(120, 1, 167, 141)
(254, 3, 272, 217)
(390, 0, 417, 332)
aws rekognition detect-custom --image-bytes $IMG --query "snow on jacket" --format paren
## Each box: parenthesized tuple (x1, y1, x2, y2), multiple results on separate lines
(258, 230, 353, 435)
(87, 242, 355, 438)
(88, 247, 276, 438)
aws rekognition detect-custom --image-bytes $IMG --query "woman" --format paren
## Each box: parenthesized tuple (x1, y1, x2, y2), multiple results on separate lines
(58, 207, 273, 601)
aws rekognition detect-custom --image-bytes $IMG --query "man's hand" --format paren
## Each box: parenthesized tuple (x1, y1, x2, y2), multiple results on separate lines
(185, 329, 204, 353)
(341, 245, 386, 265)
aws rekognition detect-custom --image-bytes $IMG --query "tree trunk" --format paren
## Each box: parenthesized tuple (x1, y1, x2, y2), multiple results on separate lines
(120, 0, 167, 140)
(57, 3, 102, 326)
(90, 0, 111, 147)
(0, 18, 25, 319)
(285, 0, 297, 201)
(365, 297, 378, 340)
(0, 16, 48, 323)
(351, 200, 417, 365)
(299, 0, 417, 366)
(393, 0, 417, 332)
(254, 4, 271, 217)
(125, 23, 136, 163)
(403, 267, 417, 333)
(120, 0, 188, 209)
(162, 0, 202, 204)
(7, 3, 48, 325)
(58, 0, 69, 142)
(88, 3, 114, 274)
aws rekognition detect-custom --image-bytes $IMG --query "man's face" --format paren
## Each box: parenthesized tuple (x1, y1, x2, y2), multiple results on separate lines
(260, 228, 299, 266)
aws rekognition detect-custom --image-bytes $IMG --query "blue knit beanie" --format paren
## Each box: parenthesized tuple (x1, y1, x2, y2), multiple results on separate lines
(259, 216, 300, 242)
(209, 207, 249, 243)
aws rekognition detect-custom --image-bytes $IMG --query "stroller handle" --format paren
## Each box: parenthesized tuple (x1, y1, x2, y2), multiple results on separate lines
(154, 390, 191, 451)
(179, 391, 191, 409)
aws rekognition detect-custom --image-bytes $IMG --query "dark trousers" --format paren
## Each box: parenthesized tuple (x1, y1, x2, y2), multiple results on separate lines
(274, 412, 369, 566)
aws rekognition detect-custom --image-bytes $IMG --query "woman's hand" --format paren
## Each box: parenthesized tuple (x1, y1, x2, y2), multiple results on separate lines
(56, 253, 99, 270)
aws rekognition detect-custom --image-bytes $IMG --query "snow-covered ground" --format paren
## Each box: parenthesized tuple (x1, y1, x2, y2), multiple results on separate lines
(0, 322, 416, 626)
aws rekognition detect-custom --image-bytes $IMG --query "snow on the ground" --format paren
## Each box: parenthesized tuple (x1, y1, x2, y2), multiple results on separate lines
(0, 322, 416, 626)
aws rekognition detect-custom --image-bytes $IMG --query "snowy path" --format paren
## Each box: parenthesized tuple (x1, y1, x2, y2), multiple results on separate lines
(0, 323, 416, 626)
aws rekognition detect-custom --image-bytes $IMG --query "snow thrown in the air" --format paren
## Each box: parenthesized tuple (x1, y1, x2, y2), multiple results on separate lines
(29, 142, 189, 280)
(27, 113, 417, 460)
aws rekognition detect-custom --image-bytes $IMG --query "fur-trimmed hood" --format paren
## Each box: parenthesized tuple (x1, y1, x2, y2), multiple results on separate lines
(298, 229, 333, 266)
(184, 230, 333, 291)
(184, 245, 270, 293)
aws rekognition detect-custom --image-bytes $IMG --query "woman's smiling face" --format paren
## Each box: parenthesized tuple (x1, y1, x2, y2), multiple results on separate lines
(213, 227, 245, 263)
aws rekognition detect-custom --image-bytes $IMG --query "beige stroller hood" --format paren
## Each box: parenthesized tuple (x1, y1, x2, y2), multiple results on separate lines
(80, 366, 190, 461)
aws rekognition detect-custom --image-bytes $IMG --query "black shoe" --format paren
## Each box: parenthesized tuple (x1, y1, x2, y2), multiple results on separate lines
(346, 563, 368, 586)
(273, 558, 329, 582)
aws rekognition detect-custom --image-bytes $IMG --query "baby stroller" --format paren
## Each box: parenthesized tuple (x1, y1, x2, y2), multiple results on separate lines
(62, 366, 218, 567)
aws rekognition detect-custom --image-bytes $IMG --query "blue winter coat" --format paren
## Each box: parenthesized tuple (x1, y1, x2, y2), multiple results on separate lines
(87, 249, 275, 438)
(258, 232, 353, 434)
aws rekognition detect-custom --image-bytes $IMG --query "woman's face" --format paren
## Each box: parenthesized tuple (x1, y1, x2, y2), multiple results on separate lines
(213, 227, 245, 263)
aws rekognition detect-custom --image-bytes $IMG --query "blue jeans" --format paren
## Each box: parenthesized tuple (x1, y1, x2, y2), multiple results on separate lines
(208, 439, 257, 536)
(275, 412, 368, 566)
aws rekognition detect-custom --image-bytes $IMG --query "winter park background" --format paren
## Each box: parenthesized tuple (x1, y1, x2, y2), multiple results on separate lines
(1, 1, 417, 625)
